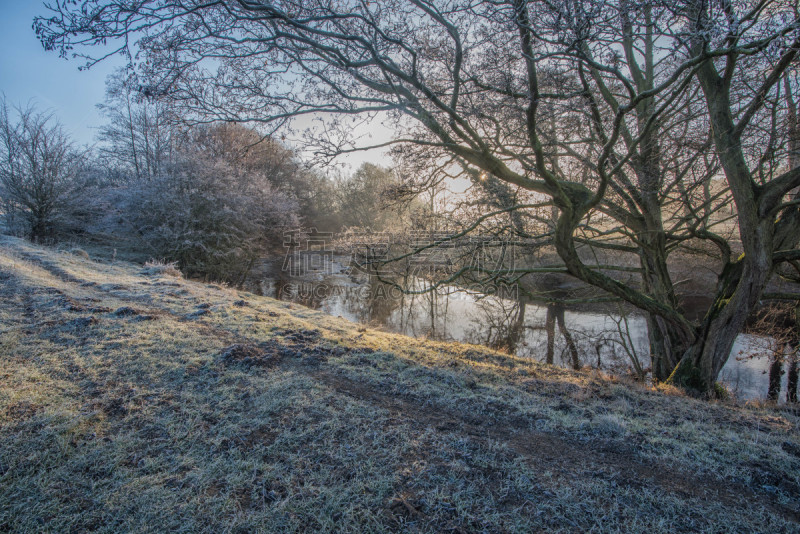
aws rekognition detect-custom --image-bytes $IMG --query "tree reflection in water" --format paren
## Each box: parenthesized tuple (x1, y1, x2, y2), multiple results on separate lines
(254, 270, 796, 401)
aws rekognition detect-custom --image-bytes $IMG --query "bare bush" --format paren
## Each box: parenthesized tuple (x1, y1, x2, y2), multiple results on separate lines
(0, 99, 89, 241)
(125, 130, 300, 284)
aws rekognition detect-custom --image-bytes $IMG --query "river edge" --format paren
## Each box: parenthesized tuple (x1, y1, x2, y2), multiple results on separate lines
(248, 254, 796, 401)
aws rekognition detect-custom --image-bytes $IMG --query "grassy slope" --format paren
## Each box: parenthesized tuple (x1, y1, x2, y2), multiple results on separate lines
(0, 236, 798, 533)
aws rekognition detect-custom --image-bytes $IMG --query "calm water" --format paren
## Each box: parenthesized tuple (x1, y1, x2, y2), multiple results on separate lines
(251, 259, 794, 401)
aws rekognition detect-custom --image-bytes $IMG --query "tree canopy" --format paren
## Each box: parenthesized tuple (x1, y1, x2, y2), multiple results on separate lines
(36, 0, 800, 392)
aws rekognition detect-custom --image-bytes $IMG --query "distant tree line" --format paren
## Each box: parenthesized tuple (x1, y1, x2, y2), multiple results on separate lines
(0, 71, 421, 285)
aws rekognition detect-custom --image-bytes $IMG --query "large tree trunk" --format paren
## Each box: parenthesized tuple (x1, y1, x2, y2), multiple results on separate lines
(647, 314, 683, 381)
(636, 211, 684, 381)
(664, 56, 782, 393)
(620, 4, 686, 382)
(554, 304, 581, 370)
(666, 249, 772, 393)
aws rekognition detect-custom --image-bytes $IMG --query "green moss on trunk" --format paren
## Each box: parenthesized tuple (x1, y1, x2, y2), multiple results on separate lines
(665, 358, 708, 397)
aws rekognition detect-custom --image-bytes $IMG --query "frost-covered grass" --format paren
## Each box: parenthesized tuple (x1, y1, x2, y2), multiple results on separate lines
(0, 235, 798, 532)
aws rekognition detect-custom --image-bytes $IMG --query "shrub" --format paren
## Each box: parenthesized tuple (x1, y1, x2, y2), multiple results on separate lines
(125, 144, 299, 284)
(142, 259, 182, 278)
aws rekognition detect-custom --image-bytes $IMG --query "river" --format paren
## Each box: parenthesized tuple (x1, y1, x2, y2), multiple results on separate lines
(249, 258, 795, 402)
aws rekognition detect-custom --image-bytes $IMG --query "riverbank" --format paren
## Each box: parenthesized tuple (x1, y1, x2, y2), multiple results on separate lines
(1, 235, 798, 532)
(243, 252, 788, 401)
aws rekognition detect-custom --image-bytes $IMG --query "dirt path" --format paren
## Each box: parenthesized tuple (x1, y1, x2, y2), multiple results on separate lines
(305, 366, 799, 522)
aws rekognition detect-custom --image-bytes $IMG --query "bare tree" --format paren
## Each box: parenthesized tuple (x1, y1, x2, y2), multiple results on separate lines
(36, 0, 800, 393)
(97, 69, 177, 183)
(0, 99, 86, 241)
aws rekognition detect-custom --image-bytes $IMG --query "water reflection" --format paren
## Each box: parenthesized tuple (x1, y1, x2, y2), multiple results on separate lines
(251, 266, 796, 401)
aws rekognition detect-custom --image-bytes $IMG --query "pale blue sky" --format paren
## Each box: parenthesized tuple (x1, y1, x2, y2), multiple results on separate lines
(0, 1, 124, 146)
(0, 1, 386, 169)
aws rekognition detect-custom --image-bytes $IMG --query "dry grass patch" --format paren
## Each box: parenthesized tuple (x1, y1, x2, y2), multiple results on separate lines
(141, 259, 183, 278)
